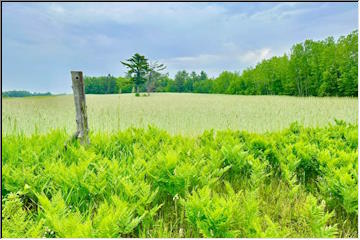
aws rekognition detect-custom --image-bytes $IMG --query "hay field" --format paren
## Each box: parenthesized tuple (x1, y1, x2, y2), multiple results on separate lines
(2, 93, 357, 135)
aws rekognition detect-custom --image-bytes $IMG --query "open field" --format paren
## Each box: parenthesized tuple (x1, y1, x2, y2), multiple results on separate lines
(2, 93, 358, 135)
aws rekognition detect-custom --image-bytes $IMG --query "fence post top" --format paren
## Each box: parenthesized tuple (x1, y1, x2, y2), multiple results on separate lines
(71, 71, 83, 80)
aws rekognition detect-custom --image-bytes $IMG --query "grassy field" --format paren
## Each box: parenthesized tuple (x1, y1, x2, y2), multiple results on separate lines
(2, 93, 358, 135)
(2, 93, 358, 237)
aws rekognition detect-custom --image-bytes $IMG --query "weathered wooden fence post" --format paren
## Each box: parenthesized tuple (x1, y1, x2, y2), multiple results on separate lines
(71, 71, 90, 145)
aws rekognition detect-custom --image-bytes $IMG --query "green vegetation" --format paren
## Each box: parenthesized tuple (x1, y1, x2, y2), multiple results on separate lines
(84, 74, 119, 95)
(2, 93, 357, 135)
(84, 30, 357, 97)
(2, 122, 357, 237)
(121, 53, 150, 94)
(2, 90, 52, 98)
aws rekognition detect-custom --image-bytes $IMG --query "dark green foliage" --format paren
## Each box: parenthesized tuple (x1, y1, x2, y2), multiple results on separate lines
(2, 90, 52, 98)
(84, 74, 119, 94)
(2, 123, 357, 237)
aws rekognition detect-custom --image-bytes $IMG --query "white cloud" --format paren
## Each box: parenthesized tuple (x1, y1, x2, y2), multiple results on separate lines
(239, 48, 273, 65)
(42, 2, 227, 26)
(164, 54, 223, 66)
(250, 3, 311, 21)
(161, 47, 277, 77)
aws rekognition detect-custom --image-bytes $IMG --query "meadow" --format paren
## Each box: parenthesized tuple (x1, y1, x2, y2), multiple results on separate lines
(2, 93, 358, 135)
(1, 93, 358, 238)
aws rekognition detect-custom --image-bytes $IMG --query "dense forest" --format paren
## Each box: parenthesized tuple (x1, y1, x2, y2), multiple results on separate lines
(2, 90, 52, 98)
(84, 30, 358, 97)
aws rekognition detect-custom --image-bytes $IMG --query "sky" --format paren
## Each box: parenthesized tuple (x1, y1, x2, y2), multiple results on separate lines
(2, 2, 358, 93)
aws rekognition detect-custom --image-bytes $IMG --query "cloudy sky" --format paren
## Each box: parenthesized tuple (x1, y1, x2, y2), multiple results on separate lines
(2, 2, 358, 93)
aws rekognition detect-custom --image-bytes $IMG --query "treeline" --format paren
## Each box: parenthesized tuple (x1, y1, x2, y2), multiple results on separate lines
(2, 90, 52, 98)
(84, 71, 211, 94)
(84, 75, 120, 94)
(85, 30, 358, 96)
(220, 30, 358, 96)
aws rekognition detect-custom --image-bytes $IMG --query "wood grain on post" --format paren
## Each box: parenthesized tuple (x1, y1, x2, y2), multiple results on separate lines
(71, 71, 90, 145)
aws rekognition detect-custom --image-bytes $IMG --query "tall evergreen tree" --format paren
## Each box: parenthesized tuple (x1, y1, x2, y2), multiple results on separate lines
(121, 53, 150, 95)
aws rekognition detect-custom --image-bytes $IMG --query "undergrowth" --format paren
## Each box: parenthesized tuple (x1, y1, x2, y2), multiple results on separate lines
(2, 122, 358, 237)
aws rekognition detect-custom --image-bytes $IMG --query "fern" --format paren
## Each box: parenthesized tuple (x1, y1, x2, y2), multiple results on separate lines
(2, 123, 358, 237)
(2, 193, 44, 238)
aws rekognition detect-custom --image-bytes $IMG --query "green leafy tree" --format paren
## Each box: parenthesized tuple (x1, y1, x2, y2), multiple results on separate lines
(174, 70, 189, 92)
(116, 77, 133, 94)
(84, 75, 118, 94)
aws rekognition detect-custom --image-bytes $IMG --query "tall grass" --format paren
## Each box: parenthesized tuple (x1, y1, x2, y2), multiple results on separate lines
(2, 93, 357, 135)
